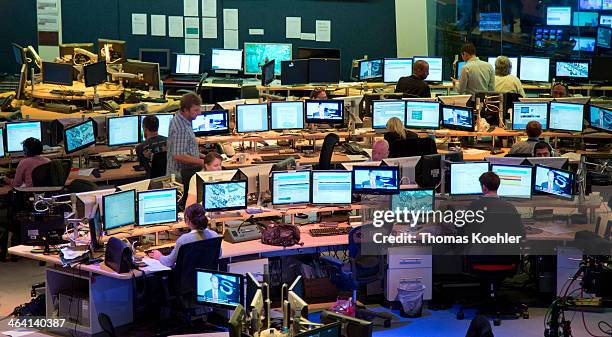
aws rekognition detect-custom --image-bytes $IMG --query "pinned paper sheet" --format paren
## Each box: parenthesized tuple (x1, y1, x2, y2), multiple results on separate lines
(37, 0, 59, 15)
(300, 33, 315, 41)
(78, 168, 94, 177)
(151, 15, 166, 36)
(223, 9, 239, 30)
(249, 29, 264, 36)
(37, 15, 59, 32)
(132, 13, 147, 35)
(202, 17, 218, 39)
(185, 17, 200, 38)
(169, 16, 184, 37)
(224, 29, 239, 49)
(184, 0, 198, 16)
(202, 0, 217, 17)
(316, 20, 331, 42)
(185, 38, 200, 54)
(286, 17, 301, 39)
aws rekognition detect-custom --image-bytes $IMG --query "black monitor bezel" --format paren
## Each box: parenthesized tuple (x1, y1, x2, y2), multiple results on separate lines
(490, 164, 534, 199)
(202, 180, 248, 212)
(193, 110, 230, 137)
(351, 165, 400, 195)
(518, 56, 551, 82)
(280, 59, 310, 85)
(310, 170, 353, 205)
(554, 59, 590, 80)
(548, 101, 585, 132)
(271, 170, 312, 205)
(448, 161, 491, 196)
(532, 164, 575, 200)
(270, 101, 305, 131)
(235, 103, 270, 133)
(139, 113, 174, 141)
(196, 268, 244, 309)
(358, 58, 383, 82)
(412, 56, 443, 82)
(172, 53, 201, 75)
(139, 48, 171, 70)
(211, 48, 244, 72)
(102, 189, 136, 232)
(136, 188, 178, 226)
(42, 62, 73, 86)
(83, 61, 107, 87)
(511, 102, 550, 131)
(304, 100, 344, 125)
(371, 100, 406, 129)
(405, 100, 442, 130)
(440, 104, 475, 132)
(588, 104, 612, 134)
(106, 115, 140, 147)
(63, 119, 97, 154)
(5, 121, 43, 153)
(383, 57, 413, 83)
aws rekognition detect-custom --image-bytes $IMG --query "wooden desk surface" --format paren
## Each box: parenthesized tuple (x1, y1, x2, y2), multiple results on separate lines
(28, 81, 123, 100)
(221, 152, 361, 169)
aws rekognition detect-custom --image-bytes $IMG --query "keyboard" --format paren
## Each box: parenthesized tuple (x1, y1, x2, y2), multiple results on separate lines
(50, 89, 85, 96)
(309, 227, 352, 237)
(146, 246, 174, 255)
(212, 78, 244, 85)
(170, 75, 200, 81)
(255, 154, 299, 163)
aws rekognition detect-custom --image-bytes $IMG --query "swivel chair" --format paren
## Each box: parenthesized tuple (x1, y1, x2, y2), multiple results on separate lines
(150, 151, 167, 179)
(318, 133, 340, 170)
(31, 159, 71, 187)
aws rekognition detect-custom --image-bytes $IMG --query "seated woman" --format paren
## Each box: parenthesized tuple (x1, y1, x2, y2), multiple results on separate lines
(185, 152, 223, 207)
(5, 138, 51, 188)
(148, 203, 220, 267)
(384, 117, 418, 144)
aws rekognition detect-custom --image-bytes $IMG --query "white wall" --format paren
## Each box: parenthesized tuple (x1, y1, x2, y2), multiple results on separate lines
(395, 0, 435, 57)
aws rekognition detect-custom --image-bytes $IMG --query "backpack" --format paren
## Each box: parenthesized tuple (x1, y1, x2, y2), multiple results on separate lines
(259, 223, 302, 247)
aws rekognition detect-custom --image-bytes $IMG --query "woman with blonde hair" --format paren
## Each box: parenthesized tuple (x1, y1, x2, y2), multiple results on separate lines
(384, 117, 417, 144)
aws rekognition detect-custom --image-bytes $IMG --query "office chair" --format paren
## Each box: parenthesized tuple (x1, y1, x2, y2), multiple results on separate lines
(31, 159, 71, 187)
(389, 137, 437, 158)
(320, 226, 392, 327)
(240, 85, 259, 99)
(504, 153, 532, 158)
(178, 165, 202, 210)
(97, 313, 117, 337)
(150, 151, 167, 179)
(318, 133, 340, 170)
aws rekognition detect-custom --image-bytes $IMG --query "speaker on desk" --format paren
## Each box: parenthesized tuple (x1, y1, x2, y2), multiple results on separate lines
(104, 237, 134, 273)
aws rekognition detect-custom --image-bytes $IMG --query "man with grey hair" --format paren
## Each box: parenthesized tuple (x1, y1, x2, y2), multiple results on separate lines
(494, 56, 525, 97)
(395, 60, 431, 98)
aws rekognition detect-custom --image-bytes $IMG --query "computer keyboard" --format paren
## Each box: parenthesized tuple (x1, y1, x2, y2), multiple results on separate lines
(212, 78, 243, 85)
(255, 154, 299, 163)
(309, 227, 352, 237)
(50, 89, 85, 96)
(170, 75, 200, 81)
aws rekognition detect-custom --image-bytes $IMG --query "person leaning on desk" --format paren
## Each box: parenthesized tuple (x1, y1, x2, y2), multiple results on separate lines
(148, 204, 220, 267)
(4, 138, 50, 188)
(185, 151, 223, 207)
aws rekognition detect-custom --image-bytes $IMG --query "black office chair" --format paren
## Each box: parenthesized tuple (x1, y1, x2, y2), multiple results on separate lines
(178, 166, 202, 210)
(97, 313, 117, 337)
(32, 159, 71, 187)
(389, 137, 437, 158)
(240, 85, 259, 99)
(318, 133, 340, 170)
(504, 153, 532, 158)
(150, 151, 167, 179)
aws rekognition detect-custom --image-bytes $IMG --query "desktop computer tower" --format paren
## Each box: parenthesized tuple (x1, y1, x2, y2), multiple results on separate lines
(59, 292, 90, 327)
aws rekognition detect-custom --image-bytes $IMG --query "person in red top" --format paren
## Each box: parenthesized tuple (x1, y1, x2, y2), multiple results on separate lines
(4, 138, 50, 187)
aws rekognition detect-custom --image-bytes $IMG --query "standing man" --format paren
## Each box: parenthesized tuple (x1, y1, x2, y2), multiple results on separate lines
(395, 60, 431, 98)
(166, 92, 206, 179)
(452, 43, 495, 96)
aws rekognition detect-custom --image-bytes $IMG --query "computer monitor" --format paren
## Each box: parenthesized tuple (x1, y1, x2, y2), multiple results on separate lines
(83, 61, 107, 87)
(64, 120, 96, 154)
(203, 181, 248, 212)
(42, 62, 73, 85)
(139, 48, 170, 70)
(547, 6, 572, 26)
(597, 27, 612, 48)
(173, 53, 201, 75)
(605, 0, 612, 10)
(196, 269, 243, 309)
(580, 0, 603, 10)
(261, 60, 275, 86)
(571, 36, 596, 52)
(211, 48, 243, 74)
(589, 104, 612, 133)
(525, 157, 569, 170)
(555, 60, 589, 80)
(281, 60, 309, 85)
(341, 161, 381, 171)
(12, 43, 26, 66)
(372, 100, 406, 129)
(123, 60, 160, 90)
(196, 170, 239, 183)
(236, 104, 269, 133)
(305, 100, 344, 124)
(485, 156, 526, 166)
(244, 42, 292, 75)
(487, 57, 518, 77)
(479, 12, 502, 31)
(549, 102, 584, 132)
(511, 102, 549, 130)
(383, 58, 413, 83)
(140, 113, 173, 142)
(391, 188, 435, 212)
(519, 57, 550, 82)
(137, 188, 177, 226)
(601, 14, 612, 27)
(245, 272, 262, 311)
(288, 290, 308, 320)
(229, 304, 245, 337)
(441, 105, 474, 131)
(405, 101, 440, 129)
(311, 171, 353, 205)
(437, 95, 472, 107)
(297, 47, 341, 59)
(6, 121, 42, 153)
(352, 166, 399, 194)
(192, 110, 230, 136)
(288, 275, 304, 298)
(102, 189, 136, 233)
(456, 61, 466, 79)
(107, 116, 140, 146)
(75, 188, 117, 220)
(573, 11, 599, 27)
(0, 129, 5, 158)
(238, 164, 273, 195)
(449, 162, 489, 196)
(309, 58, 340, 84)
(533, 165, 574, 199)
(295, 322, 342, 337)
(118, 179, 151, 193)
(589, 56, 612, 82)
(358, 59, 383, 81)
(383, 156, 421, 183)
(271, 170, 311, 205)
(491, 164, 533, 199)
(270, 101, 304, 130)
(413, 57, 443, 82)
(250, 288, 265, 334)
(20, 213, 68, 248)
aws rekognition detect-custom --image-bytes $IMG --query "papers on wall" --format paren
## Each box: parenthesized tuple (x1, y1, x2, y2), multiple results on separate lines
(169, 16, 184, 37)
(286, 17, 301, 39)
(37, 0, 58, 15)
(202, 0, 217, 17)
(184, 0, 199, 16)
(151, 15, 167, 37)
(37, 15, 59, 32)
(301, 33, 315, 41)
(249, 29, 265, 36)
(131, 13, 147, 35)
(185, 38, 200, 54)
(224, 29, 239, 49)
(185, 17, 200, 38)
(316, 20, 331, 42)
(223, 9, 239, 30)
(202, 17, 218, 39)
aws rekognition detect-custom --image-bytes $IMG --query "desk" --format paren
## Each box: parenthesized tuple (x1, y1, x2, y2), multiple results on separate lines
(221, 152, 361, 169)
(28, 81, 123, 101)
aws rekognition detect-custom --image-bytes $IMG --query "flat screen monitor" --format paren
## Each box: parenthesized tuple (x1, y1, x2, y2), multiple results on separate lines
(441, 105, 474, 131)
(139, 49, 170, 70)
(295, 322, 342, 337)
(271, 170, 311, 205)
(405, 101, 440, 129)
(383, 58, 413, 83)
(140, 114, 173, 142)
(123, 60, 160, 90)
(0, 129, 4, 158)
(64, 120, 96, 154)
(137, 188, 177, 226)
(6, 121, 42, 153)
(449, 162, 490, 195)
(597, 27, 612, 48)
(42, 62, 73, 85)
(359, 59, 383, 81)
(588, 105, 612, 133)
(533, 165, 574, 199)
(413, 57, 443, 82)
(203, 181, 247, 211)
(372, 100, 406, 129)
(261, 60, 275, 86)
(196, 269, 243, 309)
(391, 188, 434, 212)
(236, 104, 269, 133)
(580, 0, 603, 10)
(192, 110, 230, 136)
(546, 7, 572, 26)
(480, 12, 502, 31)
(352, 166, 399, 194)
(309, 58, 340, 84)
(573, 11, 599, 27)
(244, 42, 292, 75)
(571, 36, 596, 52)
(549, 102, 584, 132)
(487, 57, 518, 77)
(174, 53, 200, 75)
(12, 43, 25, 66)
(491, 164, 533, 199)
(590, 56, 612, 82)
(519, 57, 550, 82)
(605, 0, 612, 10)
(211, 48, 243, 73)
(485, 156, 526, 166)
(281, 60, 309, 85)
(525, 157, 569, 170)
(305, 100, 344, 124)
(512, 102, 549, 130)
(270, 101, 304, 130)
(83, 61, 107, 87)
(555, 60, 589, 79)
(103, 190, 136, 232)
(297, 47, 341, 59)
(311, 171, 353, 205)
(601, 14, 612, 27)
(107, 116, 140, 146)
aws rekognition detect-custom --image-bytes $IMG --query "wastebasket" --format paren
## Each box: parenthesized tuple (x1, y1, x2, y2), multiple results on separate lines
(396, 279, 425, 318)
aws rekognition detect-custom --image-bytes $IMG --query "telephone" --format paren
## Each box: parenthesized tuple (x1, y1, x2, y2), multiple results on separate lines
(0, 95, 16, 112)
(100, 156, 121, 170)
(100, 101, 120, 112)
(342, 142, 368, 156)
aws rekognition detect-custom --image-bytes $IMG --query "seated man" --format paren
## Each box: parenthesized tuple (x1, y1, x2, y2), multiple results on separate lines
(533, 141, 553, 157)
(371, 140, 389, 161)
(551, 82, 570, 98)
(508, 121, 550, 156)
(136, 115, 167, 176)
(395, 60, 431, 98)
(5, 138, 50, 188)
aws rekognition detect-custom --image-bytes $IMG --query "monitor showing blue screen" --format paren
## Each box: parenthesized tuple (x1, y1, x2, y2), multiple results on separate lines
(589, 105, 612, 132)
(573, 11, 599, 27)
(597, 27, 612, 48)
(305, 100, 343, 124)
(270, 101, 304, 130)
(272, 170, 311, 205)
(103, 190, 136, 231)
(441, 105, 473, 131)
(140, 114, 173, 142)
(534, 165, 574, 199)
(352, 166, 399, 194)
(491, 164, 533, 199)
(138, 188, 177, 226)
(601, 14, 612, 27)
(512, 102, 549, 130)
(579, 0, 602, 10)
(391, 189, 434, 212)
(359, 59, 383, 81)
(480, 12, 502, 31)
(64, 120, 96, 154)
(0, 129, 4, 158)
(6, 121, 42, 153)
(107, 116, 140, 146)
(244, 43, 292, 75)
(547, 7, 572, 26)
(311, 171, 352, 204)
(196, 269, 243, 309)
(236, 104, 269, 133)
(372, 100, 405, 129)
(405, 101, 440, 129)
(555, 60, 589, 79)
(383, 58, 413, 83)
(413, 57, 443, 82)
(203, 181, 247, 211)
(572, 36, 596, 52)
(450, 162, 490, 195)
(549, 102, 584, 132)
(192, 110, 229, 136)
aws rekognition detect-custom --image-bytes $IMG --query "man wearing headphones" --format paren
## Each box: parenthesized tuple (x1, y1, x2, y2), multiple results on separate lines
(4, 138, 50, 187)
(533, 141, 553, 157)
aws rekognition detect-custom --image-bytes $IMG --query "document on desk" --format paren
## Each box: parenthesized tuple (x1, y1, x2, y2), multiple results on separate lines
(78, 168, 94, 177)
(540, 225, 576, 235)
(141, 257, 171, 272)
